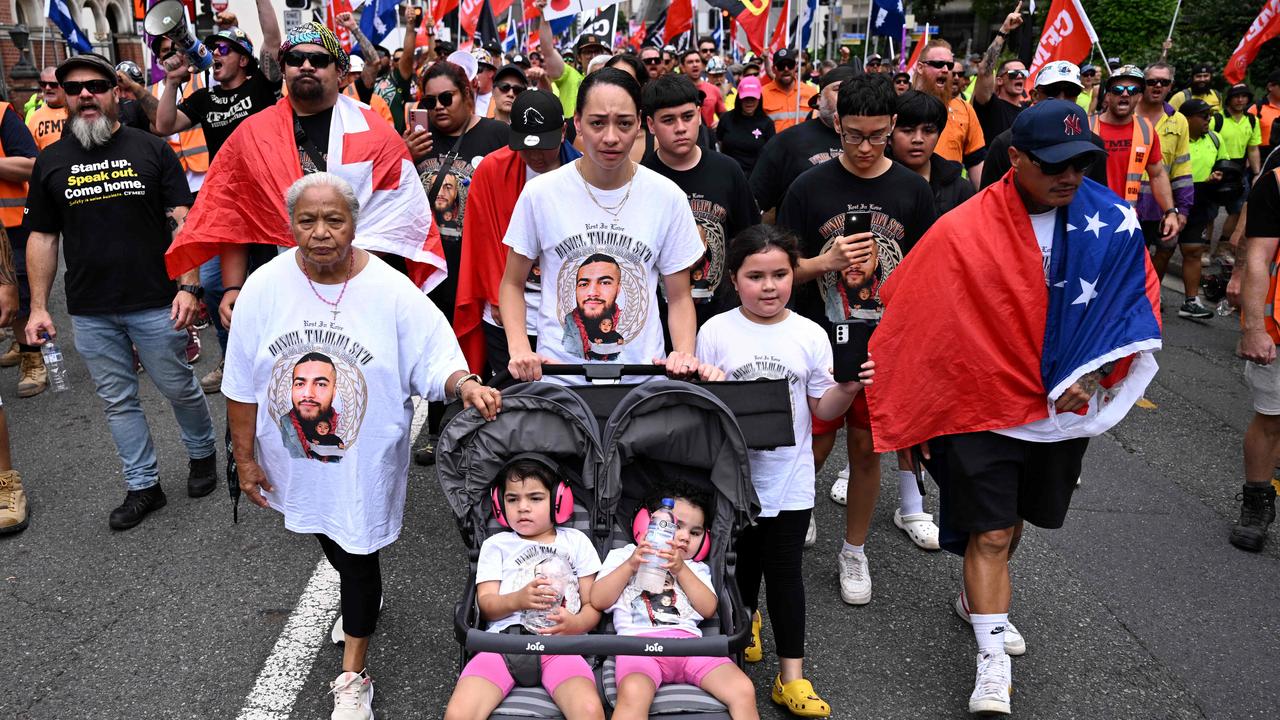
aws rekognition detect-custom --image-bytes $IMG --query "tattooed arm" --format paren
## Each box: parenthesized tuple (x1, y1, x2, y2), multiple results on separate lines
(256, 0, 283, 83)
(971, 2, 1025, 106)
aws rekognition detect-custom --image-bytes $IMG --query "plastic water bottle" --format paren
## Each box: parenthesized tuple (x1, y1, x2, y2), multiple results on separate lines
(1216, 299, 1236, 317)
(520, 555, 572, 631)
(40, 333, 70, 392)
(635, 498, 677, 594)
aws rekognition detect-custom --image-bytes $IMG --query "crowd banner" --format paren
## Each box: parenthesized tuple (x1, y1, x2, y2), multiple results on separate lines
(1026, 0, 1098, 85)
(1226, 0, 1280, 84)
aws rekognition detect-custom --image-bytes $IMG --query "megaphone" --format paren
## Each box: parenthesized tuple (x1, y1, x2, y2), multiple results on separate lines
(145, 0, 212, 72)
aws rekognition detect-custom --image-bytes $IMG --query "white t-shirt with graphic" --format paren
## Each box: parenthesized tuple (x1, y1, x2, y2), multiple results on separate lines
(475, 527, 603, 633)
(504, 162, 705, 378)
(697, 309, 836, 516)
(1029, 208, 1056, 285)
(222, 250, 465, 555)
(598, 544, 714, 637)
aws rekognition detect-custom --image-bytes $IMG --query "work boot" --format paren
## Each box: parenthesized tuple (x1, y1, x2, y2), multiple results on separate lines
(108, 485, 167, 530)
(0, 339, 19, 367)
(1229, 483, 1276, 552)
(187, 454, 218, 498)
(200, 361, 223, 394)
(0, 470, 29, 535)
(16, 352, 47, 398)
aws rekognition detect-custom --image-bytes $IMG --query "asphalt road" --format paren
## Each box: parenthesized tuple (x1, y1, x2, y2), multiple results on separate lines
(3, 266, 1279, 720)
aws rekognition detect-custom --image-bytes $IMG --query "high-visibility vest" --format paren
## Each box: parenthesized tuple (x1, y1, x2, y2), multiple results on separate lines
(25, 103, 67, 150)
(1091, 114, 1153, 204)
(152, 78, 210, 173)
(0, 102, 29, 227)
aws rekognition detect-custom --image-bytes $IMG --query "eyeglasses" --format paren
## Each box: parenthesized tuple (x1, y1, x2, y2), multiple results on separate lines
(61, 79, 116, 95)
(1003, 69, 1028, 80)
(211, 43, 235, 57)
(774, 60, 796, 70)
(1144, 78, 1172, 88)
(643, 57, 662, 65)
(699, 47, 715, 54)
(1108, 83, 1140, 96)
(421, 91, 455, 110)
(496, 82, 526, 94)
(840, 127, 894, 147)
(922, 59, 954, 70)
(1027, 151, 1096, 175)
(39, 81, 60, 89)
(282, 49, 335, 69)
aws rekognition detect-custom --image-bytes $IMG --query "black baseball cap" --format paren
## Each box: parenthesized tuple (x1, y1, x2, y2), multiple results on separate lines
(1012, 99, 1105, 163)
(1180, 98, 1213, 117)
(495, 64, 528, 85)
(509, 53, 531, 69)
(510, 90, 565, 151)
(56, 52, 117, 83)
(575, 34, 607, 54)
(818, 65, 858, 91)
(1226, 82, 1254, 101)
(773, 48, 796, 65)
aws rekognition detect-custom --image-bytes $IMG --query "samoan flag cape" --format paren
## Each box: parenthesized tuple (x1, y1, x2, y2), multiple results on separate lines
(867, 173, 1162, 453)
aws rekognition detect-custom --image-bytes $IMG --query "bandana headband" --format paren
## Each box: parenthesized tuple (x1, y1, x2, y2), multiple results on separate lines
(280, 22, 350, 75)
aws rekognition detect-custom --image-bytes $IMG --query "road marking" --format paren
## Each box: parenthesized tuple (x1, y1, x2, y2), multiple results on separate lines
(235, 558, 341, 720)
(410, 395, 428, 444)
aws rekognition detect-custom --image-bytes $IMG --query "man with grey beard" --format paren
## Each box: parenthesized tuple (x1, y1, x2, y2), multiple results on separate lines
(23, 53, 218, 531)
(749, 64, 856, 222)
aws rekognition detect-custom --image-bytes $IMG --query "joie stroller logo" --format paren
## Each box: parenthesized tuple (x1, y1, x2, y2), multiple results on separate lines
(526, 641, 546, 652)
(644, 642, 664, 653)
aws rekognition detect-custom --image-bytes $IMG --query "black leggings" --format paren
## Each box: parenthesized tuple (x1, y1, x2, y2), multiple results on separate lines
(734, 509, 809, 659)
(316, 534, 382, 638)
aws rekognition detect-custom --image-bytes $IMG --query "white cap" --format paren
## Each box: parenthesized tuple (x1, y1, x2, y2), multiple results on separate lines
(1035, 61, 1083, 89)
(447, 49, 478, 81)
(348, 55, 364, 73)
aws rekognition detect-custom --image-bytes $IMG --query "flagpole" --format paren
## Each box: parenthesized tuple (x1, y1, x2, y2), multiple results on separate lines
(1162, 0, 1182, 59)
(863, 0, 873, 62)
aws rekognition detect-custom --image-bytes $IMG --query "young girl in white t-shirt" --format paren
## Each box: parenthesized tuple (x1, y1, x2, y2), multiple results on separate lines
(696, 226, 874, 718)
(443, 455, 605, 720)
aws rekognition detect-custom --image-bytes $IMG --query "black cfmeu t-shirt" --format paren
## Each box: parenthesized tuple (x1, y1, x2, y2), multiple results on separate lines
(749, 117, 843, 213)
(178, 72, 282, 159)
(974, 95, 1025, 148)
(642, 147, 761, 326)
(777, 159, 937, 327)
(23, 127, 192, 315)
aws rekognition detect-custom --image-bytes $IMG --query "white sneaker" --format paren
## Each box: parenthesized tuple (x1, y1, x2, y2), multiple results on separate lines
(837, 549, 871, 605)
(830, 465, 850, 505)
(804, 514, 817, 548)
(953, 591, 1026, 656)
(968, 651, 1012, 715)
(893, 508, 941, 550)
(330, 670, 374, 720)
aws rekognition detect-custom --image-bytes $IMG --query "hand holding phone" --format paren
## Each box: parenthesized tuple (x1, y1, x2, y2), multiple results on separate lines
(832, 320, 874, 383)
(411, 108, 431, 133)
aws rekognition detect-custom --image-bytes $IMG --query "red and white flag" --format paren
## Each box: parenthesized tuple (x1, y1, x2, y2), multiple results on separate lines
(1027, 0, 1098, 84)
(325, 0, 355, 53)
(459, 0, 485, 50)
(1227, 0, 1280, 84)
(664, 0, 693, 44)
(904, 23, 930, 76)
(767, 0, 790, 53)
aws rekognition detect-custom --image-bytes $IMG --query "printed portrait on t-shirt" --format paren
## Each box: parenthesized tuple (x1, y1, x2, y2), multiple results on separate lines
(418, 156, 478, 239)
(267, 338, 370, 464)
(815, 206, 905, 323)
(554, 229, 651, 361)
(432, 171, 461, 223)
(688, 195, 728, 302)
(622, 571, 696, 628)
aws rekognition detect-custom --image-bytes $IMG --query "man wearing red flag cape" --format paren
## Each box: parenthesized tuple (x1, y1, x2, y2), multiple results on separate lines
(165, 22, 446, 325)
(868, 100, 1161, 716)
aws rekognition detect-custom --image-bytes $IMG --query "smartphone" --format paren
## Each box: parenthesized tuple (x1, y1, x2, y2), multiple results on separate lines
(410, 108, 431, 133)
(845, 210, 871, 238)
(831, 319, 874, 383)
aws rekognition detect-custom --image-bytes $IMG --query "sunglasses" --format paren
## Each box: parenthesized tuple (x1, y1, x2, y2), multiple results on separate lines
(1108, 83, 1140, 96)
(1145, 78, 1172, 88)
(212, 43, 235, 57)
(643, 57, 662, 65)
(775, 60, 797, 70)
(421, 91, 455, 110)
(39, 81, 60, 89)
(496, 82, 526, 94)
(282, 49, 335, 69)
(1028, 151, 1096, 176)
(1003, 69, 1028, 79)
(61, 79, 116, 95)
(923, 59, 954, 70)
(699, 47, 715, 53)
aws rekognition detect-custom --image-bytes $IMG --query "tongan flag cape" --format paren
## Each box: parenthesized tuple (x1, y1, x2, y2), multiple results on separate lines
(866, 173, 1162, 453)
(165, 95, 446, 292)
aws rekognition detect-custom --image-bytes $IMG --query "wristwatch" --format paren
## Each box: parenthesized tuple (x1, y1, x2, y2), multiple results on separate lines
(1163, 208, 1180, 217)
(178, 284, 204, 300)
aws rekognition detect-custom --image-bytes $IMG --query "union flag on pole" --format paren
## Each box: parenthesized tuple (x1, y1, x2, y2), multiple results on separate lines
(1026, 0, 1098, 85)
(1226, 0, 1280, 84)
(767, 0, 791, 53)
(709, 0, 769, 55)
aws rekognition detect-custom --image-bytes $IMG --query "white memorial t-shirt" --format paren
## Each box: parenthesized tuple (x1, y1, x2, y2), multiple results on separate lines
(475, 527, 603, 633)
(697, 309, 836, 516)
(598, 544, 714, 637)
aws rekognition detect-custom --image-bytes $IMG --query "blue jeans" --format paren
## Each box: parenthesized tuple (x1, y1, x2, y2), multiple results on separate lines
(198, 256, 228, 352)
(72, 308, 217, 491)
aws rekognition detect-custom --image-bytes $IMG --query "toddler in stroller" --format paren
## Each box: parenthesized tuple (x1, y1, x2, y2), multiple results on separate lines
(443, 454, 606, 720)
(591, 481, 759, 719)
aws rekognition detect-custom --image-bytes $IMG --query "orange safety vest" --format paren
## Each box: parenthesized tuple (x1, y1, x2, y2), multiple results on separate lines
(152, 78, 210, 173)
(1090, 114, 1153, 204)
(25, 103, 67, 150)
(0, 102, 29, 227)
(342, 84, 396, 127)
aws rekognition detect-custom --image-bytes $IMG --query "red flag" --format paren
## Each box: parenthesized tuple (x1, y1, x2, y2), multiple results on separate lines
(904, 23, 929, 75)
(767, 0, 790, 53)
(435, 0, 460, 19)
(1026, 0, 1099, 85)
(460, 0, 485, 48)
(1227, 0, 1280, 84)
(735, 1, 768, 55)
(665, 0, 693, 44)
(325, 0, 355, 53)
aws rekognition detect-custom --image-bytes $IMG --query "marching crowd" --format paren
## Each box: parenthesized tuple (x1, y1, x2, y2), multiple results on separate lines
(0, 1, 1276, 718)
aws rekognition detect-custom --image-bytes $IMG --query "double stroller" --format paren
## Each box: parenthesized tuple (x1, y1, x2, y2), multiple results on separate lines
(437, 367, 792, 718)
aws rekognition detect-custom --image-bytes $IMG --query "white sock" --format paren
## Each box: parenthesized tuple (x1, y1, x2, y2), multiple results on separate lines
(971, 613, 1009, 656)
(898, 470, 925, 515)
(841, 541, 864, 556)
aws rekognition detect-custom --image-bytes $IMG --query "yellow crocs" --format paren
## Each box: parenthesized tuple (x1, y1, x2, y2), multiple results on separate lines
(771, 674, 832, 718)
(744, 610, 763, 662)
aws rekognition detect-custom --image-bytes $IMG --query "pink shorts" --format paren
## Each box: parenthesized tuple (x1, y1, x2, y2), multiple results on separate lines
(614, 630, 733, 690)
(460, 650, 595, 698)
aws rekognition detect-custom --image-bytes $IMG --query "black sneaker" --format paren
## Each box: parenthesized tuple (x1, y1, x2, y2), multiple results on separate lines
(413, 435, 438, 466)
(108, 485, 167, 530)
(1178, 298, 1214, 319)
(187, 454, 218, 498)
(1229, 484, 1276, 552)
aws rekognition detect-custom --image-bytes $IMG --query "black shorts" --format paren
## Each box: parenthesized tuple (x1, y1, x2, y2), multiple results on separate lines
(925, 431, 1089, 537)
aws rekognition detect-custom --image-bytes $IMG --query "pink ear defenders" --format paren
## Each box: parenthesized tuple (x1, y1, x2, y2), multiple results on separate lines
(633, 504, 711, 563)
(490, 452, 574, 529)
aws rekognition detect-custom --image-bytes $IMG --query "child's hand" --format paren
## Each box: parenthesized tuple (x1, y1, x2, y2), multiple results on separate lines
(657, 546, 687, 577)
(837, 357, 875, 392)
(627, 541, 656, 571)
(514, 578, 558, 611)
(539, 607, 589, 635)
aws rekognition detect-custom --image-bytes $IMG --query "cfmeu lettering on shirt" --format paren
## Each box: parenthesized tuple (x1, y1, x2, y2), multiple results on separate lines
(65, 159, 144, 200)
